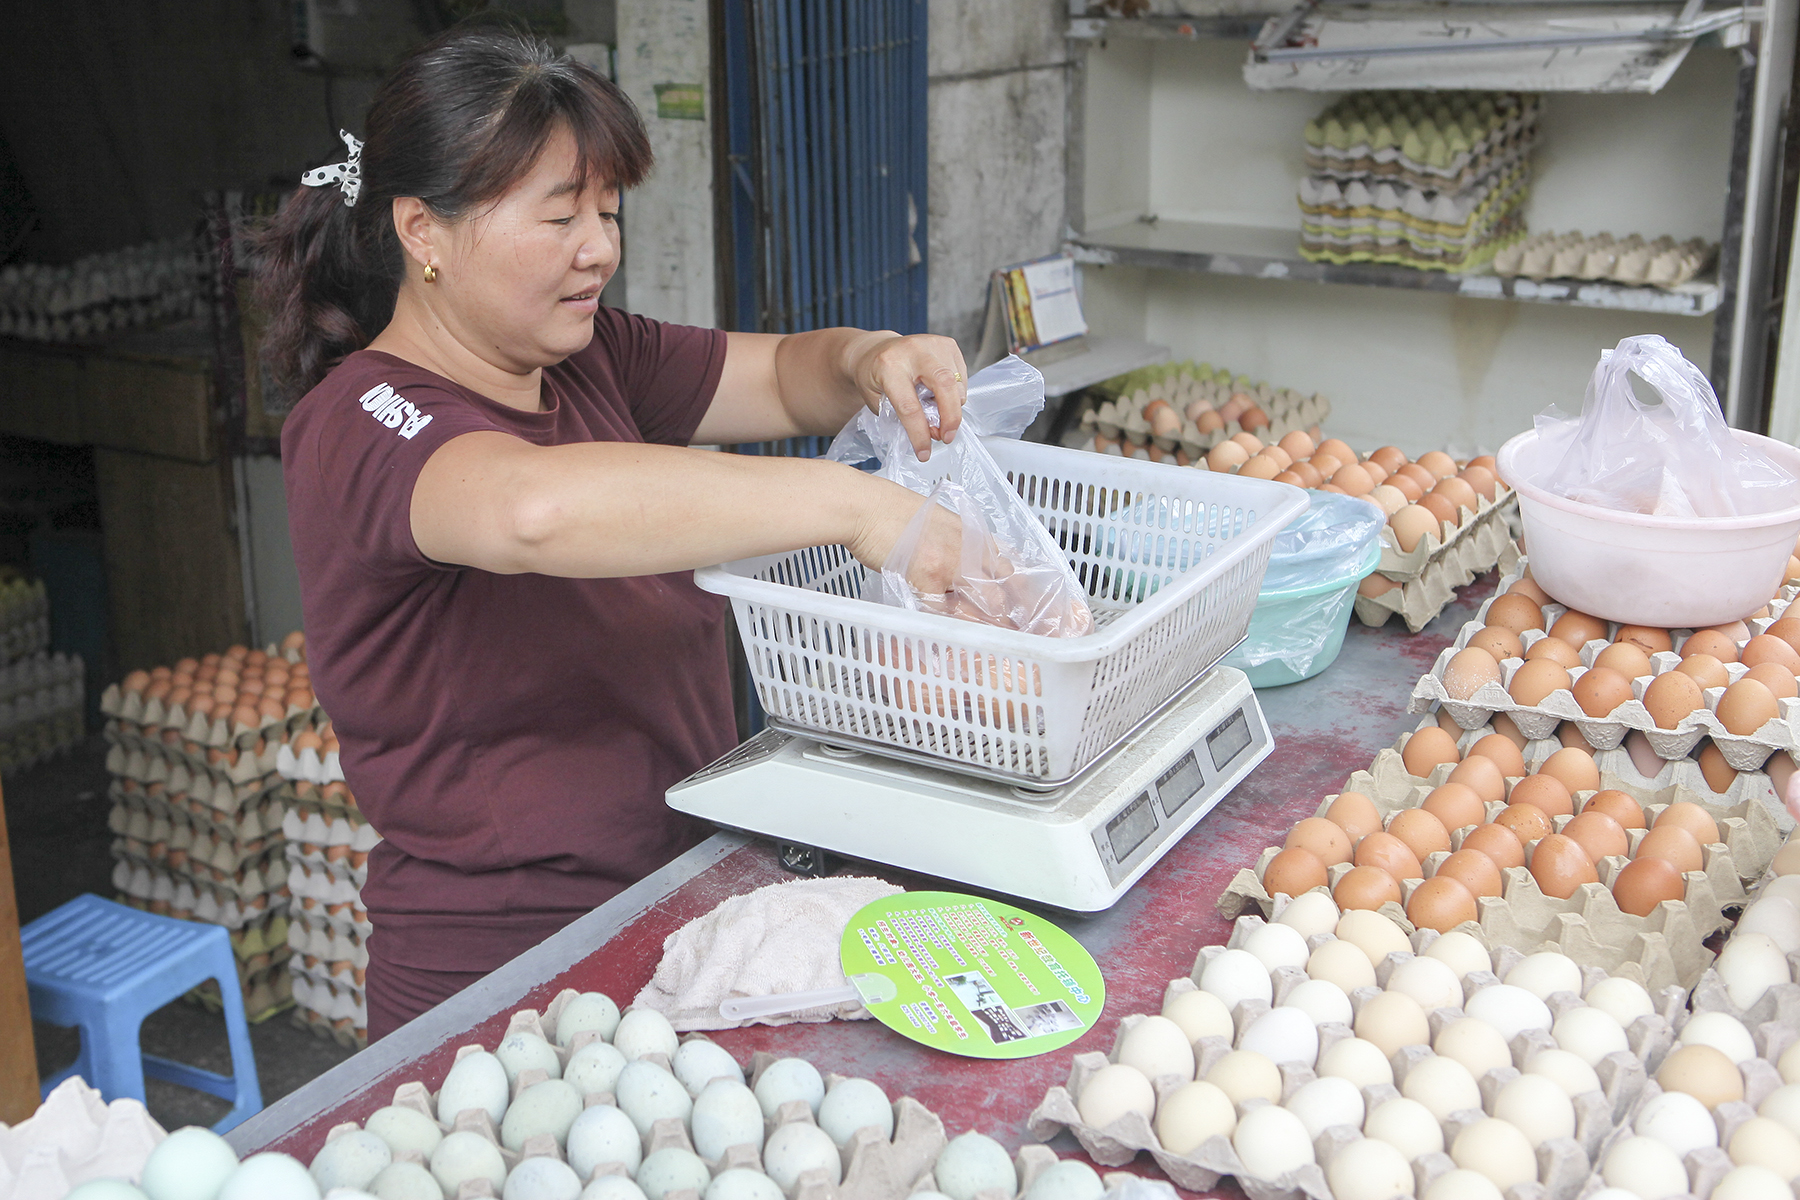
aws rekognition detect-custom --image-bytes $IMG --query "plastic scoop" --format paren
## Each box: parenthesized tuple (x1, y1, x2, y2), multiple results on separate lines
(718, 973, 897, 1022)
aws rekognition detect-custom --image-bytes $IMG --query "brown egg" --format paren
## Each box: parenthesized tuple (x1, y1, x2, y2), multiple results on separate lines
(1274, 470, 1307, 487)
(1407, 875, 1480, 933)
(1424, 783, 1489, 831)
(1359, 573, 1399, 599)
(1657, 1044, 1744, 1108)
(1606, 627, 1672, 659)
(1717, 678, 1781, 736)
(1333, 463, 1375, 496)
(1444, 648, 1503, 700)
(1655, 801, 1720, 847)
(1389, 473, 1425, 503)
(1495, 802, 1553, 845)
(1745, 662, 1800, 700)
(1316, 437, 1355, 464)
(1530, 833, 1600, 899)
(1526, 637, 1583, 669)
(1697, 742, 1738, 793)
(1402, 726, 1462, 778)
(1309, 453, 1344, 478)
(1676, 653, 1731, 691)
(1208, 441, 1250, 472)
(1558, 723, 1592, 750)
(1240, 407, 1270, 433)
(1467, 625, 1524, 662)
(1549, 610, 1609, 649)
(1461, 822, 1527, 870)
(1705, 619, 1754, 642)
(1325, 792, 1384, 842)
(1742, 634, 1800, 673)
(1356, 456, 1384, 483)
(1390, 505, 1440, 553)
(1446, 757, 1509, 809)
(1490, 712, 1529, 749)
(1509, 773, 1574, 818)
(1196, 410, 1226, 434)
(1397, 462, 1438, 492)
(1419, 493, 1461, 530)
(1435, 848, 1504, 899)
(1636, 824, 1704, 873)
(1562, 810, 1630, 863)
(1582, 789, 1646, 830)
(1680, 629, 1741, 663)
(1459, 465, 1499, 501)
(1388, 807, 1453, 859)
(1469, 453, 1498, 475)
(1593, 642, 1654, 680)
(1643, 671, 1705, 728)
(1614, 855, 1687, 915)
(1572, 666, 1634, 717)
(1368, 485, 1409, 515)
(1509, 659, 1573, 706)
(1507, 575, 1554, 607)
(1437, 709, 1463, 736)
(1432, 476, 1479, 515)
(1263, 847, 1329, 897)
(1487, 594, 1548, 635)
(1539, 746, 1601, 794)
(1334, 864, 1404, 910)
(1279, 431, 1316, 459)
(1239, 454, 1283, 480)
(1287, 816, 1354, 866)
(1231, 431, 1266, 454)
(1292, 460, 1325, 488)
(1766, 616, 1800, 654)
(1465, 733, 1526, 781)
(1416, 449, 1458, 479)
(1356, 831, 1424, 880)
(1368, 445, 1408, 473)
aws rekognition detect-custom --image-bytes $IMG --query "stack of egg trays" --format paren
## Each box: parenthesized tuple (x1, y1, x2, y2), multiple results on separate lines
(1298, 163, 1530, 274)
(1407, 565, 1800, 772)
(1493, 232, 1717, 290)
(0, 649, 85, 775)
(1027, 909, 1682, 1200)
(282, 775, 380, 1049)
(1303, 93, 1543, 193)
(1217, 726, 1784, 991)
(1079, 383, 1329, 464)
(0, 575, 50, 663)
(1356, 515, 1521, 635)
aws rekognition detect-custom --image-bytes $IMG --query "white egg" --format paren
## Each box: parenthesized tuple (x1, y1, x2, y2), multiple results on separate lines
(1205, 1049, 1282, 1107)
(690, 1079, 766, 1159)
(1423, 1169, 1503, 1200)
(503, 1079, 584, 1151)
(1232, 1104, 1314, 1180)
(1154, 1081, 1237, 1154)
(1450, 1118, 1536, 1191)
(1244, 923, 1311, 972)
(1491, 1074, 1574, 1147)
(1119, 1015, 1197, 1081)
(1764, 876, 1800, 906)
(368, 1161, 442, 1200)
(219, 1153, 320, 1200)
(581, 1177, 650, 1200)
(933, 1132, 1017, 1200)
(1163, 989, 1235, 1043)
(635, 1148, 712, 1200)
(1276, 891, 1341, 939)
(1238, 1007, 1318, 1067)
(65, 1185, 150, 1200)
(672, 1040, 745, 1098)
(1729, 1117, 1800, 1177)
(1337, 910, 1410, 967)
(430, 1133, 507, 1195)
(1402, 1054, 1481, 1120)
(762, 1123, 841, 1191)
(438, 1050, 511, 1124)
(1716, 933, 1792, 1011)
(498, 1031, 564, 1083)
(1434, 1017, 1511, 1079)
(557, 993, 623, 1047)
(1588, 1191, 1643, 1200)
(1424, 931, 1492, 980)
(364, 1106, 443, 1160)
(1783, 1041, 1800, 1084)
(1201, 949, 1273, 1012)
(310, 1131, 391, 1192)
(1583, 977, 1655, 1027)
(1602, 1134, 1689, 1200)
(1282, 978, 1353, 1027)
(1364, 1097, 1444, 1161)
(1326, 1135, 1414, 1200)
(1284, 1075, 1365, 1139)
(753, 1058, 825, 1118)
(567, 1042, 630, 1098)
(1317, 1037, 1394, 1088)
(505, 1157, 584, 1200)
(1759, 1081, 1800, 1137)
(1524, 1048, 1601, 1097)
(1552, 1006, 1628, 1066)
(613, 1010, 681, 1062)
(1309, 939, 1378, 993)
(818, 1077, 894, 1146)
(1680, 1010, 1758, 1064)
(1635, 1089, 1718, 1157)
(616, 1061, 693, 1136)
(1712, 1165, 1795, 1200)
(141, 1126, 241, 1200)
(567, 1104, 644, 1178)
(1389, 957, 1463, 1013)
(1737, 897, 1800, 955)
(1022, 1160, 1104, 1200)
(704, 1169, 784, 1200)
(1464, 985, 1551, 1042)
(1503, 952, 1582, 1001)
(1076, 1063, 1155, 1128)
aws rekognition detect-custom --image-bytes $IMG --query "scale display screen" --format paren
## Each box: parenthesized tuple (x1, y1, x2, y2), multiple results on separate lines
(1207, 709, 1253, 771)
(1155, 753, 1205, 819)
(1105, 791, 1158, 862)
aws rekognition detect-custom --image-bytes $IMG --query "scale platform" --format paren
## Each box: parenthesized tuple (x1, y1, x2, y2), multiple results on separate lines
(666, 666, 1272, 912)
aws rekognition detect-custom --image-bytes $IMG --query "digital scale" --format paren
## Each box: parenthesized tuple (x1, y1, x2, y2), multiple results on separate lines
(666, 665, 1272, 912)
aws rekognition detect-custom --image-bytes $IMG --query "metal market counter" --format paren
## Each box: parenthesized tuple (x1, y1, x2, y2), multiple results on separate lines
(226, 577, 1492, 1177)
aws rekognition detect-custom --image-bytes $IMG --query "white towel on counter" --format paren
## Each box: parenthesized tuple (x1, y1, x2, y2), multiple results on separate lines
(633, 875, 902, 1030)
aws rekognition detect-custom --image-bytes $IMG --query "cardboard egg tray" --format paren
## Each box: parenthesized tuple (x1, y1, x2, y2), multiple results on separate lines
(1028, 913, 1682, 1200)
(291, 971, 367, 1049)
(1303, 93, 1542, 192)
(1080, 388, 1329, 463)
(1356, 529, 1522, 634)
(108, 779, 284, 854)
(1493, 232, 1716, 289)
(1374, 486, 1519, 585)
(1298, 165, 1529, 274)
(108, 805, 286, 891)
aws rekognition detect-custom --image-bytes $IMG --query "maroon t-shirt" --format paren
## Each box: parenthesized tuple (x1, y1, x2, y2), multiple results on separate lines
(281, 307, 737, 972)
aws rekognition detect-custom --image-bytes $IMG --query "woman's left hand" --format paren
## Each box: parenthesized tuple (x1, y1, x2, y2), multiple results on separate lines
(851, 333, 970, 460)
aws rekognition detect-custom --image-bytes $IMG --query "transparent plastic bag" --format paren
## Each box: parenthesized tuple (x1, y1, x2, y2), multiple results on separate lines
(825, 355, 1094, 638)
(1258, 489, 1385, 592)
(1522, 334, 1800, 518)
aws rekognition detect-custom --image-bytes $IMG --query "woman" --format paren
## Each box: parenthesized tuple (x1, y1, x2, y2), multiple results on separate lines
(257, 26, 969, 1040)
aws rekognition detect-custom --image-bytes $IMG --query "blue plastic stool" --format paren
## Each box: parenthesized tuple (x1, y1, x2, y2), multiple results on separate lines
(23, 894, 263, 1132)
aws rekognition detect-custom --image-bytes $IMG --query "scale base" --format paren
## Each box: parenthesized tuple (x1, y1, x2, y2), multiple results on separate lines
(667, 667, 1273, 912)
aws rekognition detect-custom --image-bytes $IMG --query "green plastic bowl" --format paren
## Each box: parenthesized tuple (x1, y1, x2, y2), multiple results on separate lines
(1224, 538, 1383, 688)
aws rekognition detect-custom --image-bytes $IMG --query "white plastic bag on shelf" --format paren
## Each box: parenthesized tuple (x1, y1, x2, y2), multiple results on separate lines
(826, 355, 1094, 637)
(1521, 333, 1800, 518)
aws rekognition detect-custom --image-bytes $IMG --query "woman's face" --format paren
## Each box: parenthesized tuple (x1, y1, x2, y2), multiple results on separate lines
(430, 125, 621, 373)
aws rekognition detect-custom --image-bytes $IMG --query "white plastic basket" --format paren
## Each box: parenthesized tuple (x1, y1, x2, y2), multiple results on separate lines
(695, 439, 1308, 784)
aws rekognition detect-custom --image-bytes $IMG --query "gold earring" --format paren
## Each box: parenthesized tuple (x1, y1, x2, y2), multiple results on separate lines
(423, 262, 438, 283)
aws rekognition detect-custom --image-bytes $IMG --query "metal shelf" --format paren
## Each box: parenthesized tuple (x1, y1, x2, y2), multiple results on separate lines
(1069, 218, 1722, 316)
(1024, 335, 1171, 397)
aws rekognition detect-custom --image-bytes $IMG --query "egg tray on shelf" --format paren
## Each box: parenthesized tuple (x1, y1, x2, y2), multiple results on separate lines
(1407, 570, 1800, 771)
(1303, 92, 1543, 193)
(1298, 165, 1531, 275)
(1027, 911, 1682, 1200)
(1356, 528, 1522, 635)
(1493, 232, 1718, 290)
(1079, 383, 1328, 465)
